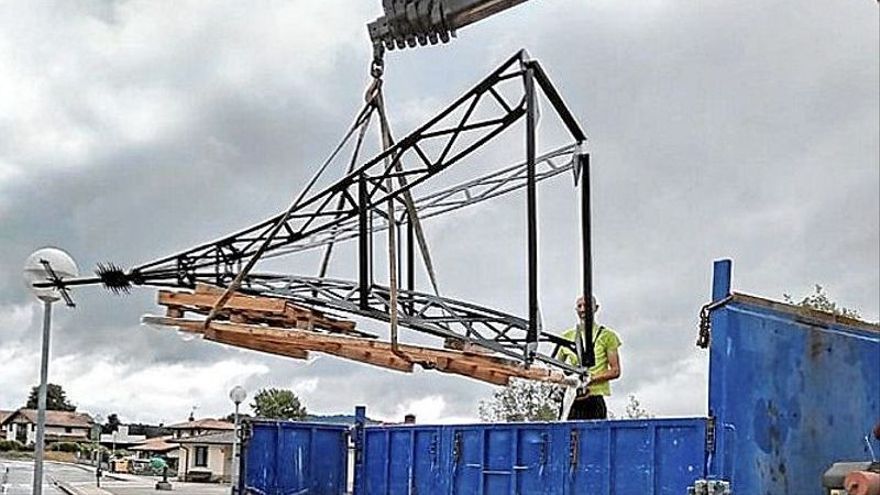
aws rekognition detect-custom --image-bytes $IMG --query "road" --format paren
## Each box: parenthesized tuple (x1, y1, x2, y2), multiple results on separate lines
(0, 459, 93, 495)
(0, 460, 228, 495)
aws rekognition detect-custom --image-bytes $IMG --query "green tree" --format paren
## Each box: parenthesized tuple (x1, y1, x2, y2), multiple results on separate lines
(478, 379, 563, 422)
(623, 394, 652, 419)
(784, 285, 860, 319)
(102, 413, 121, 434)
(25, 383, 76, 411)
(250, 388, 307, 420)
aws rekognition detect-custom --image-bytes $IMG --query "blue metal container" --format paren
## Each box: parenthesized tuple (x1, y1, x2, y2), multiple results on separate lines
(356, 418, 708, 494)
(706, 260, 880, 494)
(240, 420, 349, 495)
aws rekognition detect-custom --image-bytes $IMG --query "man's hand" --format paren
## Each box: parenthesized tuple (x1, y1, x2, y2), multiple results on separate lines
(587, 349, 621, 386)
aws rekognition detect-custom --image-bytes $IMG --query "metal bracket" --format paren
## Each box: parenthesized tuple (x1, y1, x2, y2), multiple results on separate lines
(569, 429, 580, 470)
(688, 480, 732, 495)
(706, 416, 716, 454)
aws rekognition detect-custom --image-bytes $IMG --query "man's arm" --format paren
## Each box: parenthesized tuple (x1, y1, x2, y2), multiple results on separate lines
(588, 349, 621, 385)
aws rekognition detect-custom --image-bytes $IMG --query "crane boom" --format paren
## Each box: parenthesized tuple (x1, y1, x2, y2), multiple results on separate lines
(368, 0, 531, 51)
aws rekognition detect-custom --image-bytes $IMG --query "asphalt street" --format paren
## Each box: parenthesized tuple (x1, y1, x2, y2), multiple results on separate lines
(0, 459, 93, 495)
(0, 459, 229, 495)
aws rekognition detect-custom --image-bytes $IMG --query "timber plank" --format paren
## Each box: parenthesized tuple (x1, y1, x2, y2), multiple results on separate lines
(142, 315, 566, 385)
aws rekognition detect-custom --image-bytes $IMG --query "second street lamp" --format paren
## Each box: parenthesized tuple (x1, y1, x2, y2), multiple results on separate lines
(229, 385, 247, 494)
(23, 247, 78, 495)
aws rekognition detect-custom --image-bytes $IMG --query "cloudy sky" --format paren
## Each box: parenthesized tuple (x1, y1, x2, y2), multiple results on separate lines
(1, 0, 877, 426)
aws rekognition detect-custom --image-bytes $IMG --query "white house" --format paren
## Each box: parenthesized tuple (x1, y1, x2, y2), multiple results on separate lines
(174, 431, 235, 483)
(165, 418, 234, 483)
(1, 409, 93, 446)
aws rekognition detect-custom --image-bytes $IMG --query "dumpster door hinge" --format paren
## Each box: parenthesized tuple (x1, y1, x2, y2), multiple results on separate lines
(569, 429, 579, 469)
(452, 431, 462, 465)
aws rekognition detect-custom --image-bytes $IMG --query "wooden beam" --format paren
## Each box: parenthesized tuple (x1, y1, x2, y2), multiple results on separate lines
(142, 316, 567, 385)
(212, 333, 310, 360)
(230, 333, 415, 373)
(159, 290, 288, 314)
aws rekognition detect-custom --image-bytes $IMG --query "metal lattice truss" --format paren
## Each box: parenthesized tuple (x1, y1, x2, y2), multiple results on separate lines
(50, 50, 593, 374)
(126, 51, 585, 290)
(243, 274, 581, 373)
(266, 144, 577, 258)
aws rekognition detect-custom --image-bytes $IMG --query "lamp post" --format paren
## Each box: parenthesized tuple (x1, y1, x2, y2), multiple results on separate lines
(23, 247, 78, 495)
(229, 386, 247, 494)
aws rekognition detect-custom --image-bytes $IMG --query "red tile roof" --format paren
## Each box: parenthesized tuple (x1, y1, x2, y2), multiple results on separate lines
(166, 418, 233, 430)
(1, 409, 92, 429)
(130, 436, 178, 452)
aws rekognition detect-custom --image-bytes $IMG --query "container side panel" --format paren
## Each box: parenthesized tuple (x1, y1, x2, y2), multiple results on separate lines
(388, 429, 414, 494)
(312, 428, 347, 494)
(484, 428, 513, 494)
(452, 429, 484, 495)
(515, 428, 550, 495)
(570, 425, 609, 495)
(611, 426, 652, 494)
(364, 430, 390, 495)
(412, 429, 442, 495)
(655, 424, 706, 495)
(244, 425, 278, 494)
(709, 303, 880, 495)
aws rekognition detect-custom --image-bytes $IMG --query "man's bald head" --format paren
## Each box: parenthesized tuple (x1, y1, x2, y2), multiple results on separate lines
(576, 295, 598, 319)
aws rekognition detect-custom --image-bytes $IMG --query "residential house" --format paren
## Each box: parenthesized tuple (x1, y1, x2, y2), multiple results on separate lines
(167, 418, 234, 440)
(175, 431, 235, 483)
(1, 409, 93, 446)
(130, 436, 180, 471)
(166, 418, 234, 482)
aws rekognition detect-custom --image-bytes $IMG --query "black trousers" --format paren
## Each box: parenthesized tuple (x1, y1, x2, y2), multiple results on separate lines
(568, 395, 607, 420)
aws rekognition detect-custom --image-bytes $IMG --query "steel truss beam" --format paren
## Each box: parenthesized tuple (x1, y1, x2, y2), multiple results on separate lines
(49, 51, 591, 374)
(120, 50, 585, 290)
(243, 273, 582, 373)
(264, 144, 577, 258)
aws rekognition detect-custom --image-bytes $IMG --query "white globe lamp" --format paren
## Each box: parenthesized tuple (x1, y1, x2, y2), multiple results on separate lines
(23, 247, 78, 495)
(23, 247, 79, 301)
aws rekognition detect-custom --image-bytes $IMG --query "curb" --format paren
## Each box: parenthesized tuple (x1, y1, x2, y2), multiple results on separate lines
(52, 480, 80, 495)
(51, 477, 112, 495)
(45, 461, 126, 481)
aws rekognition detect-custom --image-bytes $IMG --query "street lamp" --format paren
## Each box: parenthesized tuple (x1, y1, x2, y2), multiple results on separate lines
(23, 247, 78, 495)
(228, 386, 247, 494)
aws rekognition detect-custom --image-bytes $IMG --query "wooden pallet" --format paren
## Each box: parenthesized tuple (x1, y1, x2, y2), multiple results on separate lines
(147, 288, 568, 386)
(158, 284, 371, 337)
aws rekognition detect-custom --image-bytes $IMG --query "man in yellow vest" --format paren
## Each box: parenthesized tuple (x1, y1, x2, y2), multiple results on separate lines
(556, 295, 622, 419)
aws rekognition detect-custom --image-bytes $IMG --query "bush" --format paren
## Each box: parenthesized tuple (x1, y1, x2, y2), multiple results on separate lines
(48, 442, 82, 453)
(0, 439, 24, 451)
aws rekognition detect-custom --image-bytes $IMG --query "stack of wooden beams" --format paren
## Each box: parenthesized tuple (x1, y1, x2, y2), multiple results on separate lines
(158, 284, 369, 337)
(146, 285, 567, 386)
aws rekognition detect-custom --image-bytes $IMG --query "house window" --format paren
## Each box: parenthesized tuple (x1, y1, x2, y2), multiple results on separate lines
(65, 427, 72, 434)
(194, 446, 208, 467)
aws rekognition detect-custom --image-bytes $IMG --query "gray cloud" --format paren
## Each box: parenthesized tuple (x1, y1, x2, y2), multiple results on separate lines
(1, 0, 876, 422)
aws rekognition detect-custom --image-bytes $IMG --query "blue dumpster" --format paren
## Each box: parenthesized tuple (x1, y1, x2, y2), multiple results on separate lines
(240, 420, 349, 495)
(357, 418, 708, 494)
(705, 260, 880, 494)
